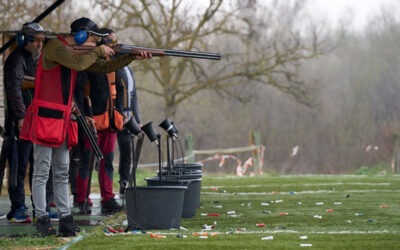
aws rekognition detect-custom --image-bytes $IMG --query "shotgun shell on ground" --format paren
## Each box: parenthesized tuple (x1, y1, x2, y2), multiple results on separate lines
(325, 209, 334, 212)
(280, 212, 288, 215)
(150, 233, 166, 239)
(256, 223, 265, 227)
(201, 213, 220, 216)
(261, 236, 274, 240)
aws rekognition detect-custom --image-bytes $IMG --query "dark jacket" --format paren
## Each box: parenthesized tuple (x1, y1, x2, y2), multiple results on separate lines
(74, 70, 124, 117)
(3, 46, 36, 131)
(117, 66, 141, 123)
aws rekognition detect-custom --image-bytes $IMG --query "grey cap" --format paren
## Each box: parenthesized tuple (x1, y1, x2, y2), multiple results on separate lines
(21, 22, 47, 35)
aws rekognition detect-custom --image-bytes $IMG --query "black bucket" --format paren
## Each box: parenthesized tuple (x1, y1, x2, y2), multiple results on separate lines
(156, 169, 202, 179)
(125, 185, 187, 229)
(145, 176, 202, 218)
(170, 162, 203, 171)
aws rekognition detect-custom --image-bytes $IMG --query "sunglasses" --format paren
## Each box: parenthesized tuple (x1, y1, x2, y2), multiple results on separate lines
(105, 38, 117, 45)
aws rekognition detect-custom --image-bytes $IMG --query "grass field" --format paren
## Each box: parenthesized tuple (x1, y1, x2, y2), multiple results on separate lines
(1, 173, 400, 249)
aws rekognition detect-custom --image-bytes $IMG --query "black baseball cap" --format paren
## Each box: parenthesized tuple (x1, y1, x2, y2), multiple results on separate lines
(70, 17, 109, 36)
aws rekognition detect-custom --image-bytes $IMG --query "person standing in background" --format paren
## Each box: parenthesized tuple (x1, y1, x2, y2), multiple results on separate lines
(116, 64, 141, 195)
(3, 22, 58, 224)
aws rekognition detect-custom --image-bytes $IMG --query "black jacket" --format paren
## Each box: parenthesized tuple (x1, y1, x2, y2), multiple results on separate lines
(3, 47, 36, 131)
(74, 70, 124, 117)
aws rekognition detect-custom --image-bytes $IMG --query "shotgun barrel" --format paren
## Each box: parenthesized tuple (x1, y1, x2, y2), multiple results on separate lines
(73, 97, 103, 160)
(115, 44, 221, 60)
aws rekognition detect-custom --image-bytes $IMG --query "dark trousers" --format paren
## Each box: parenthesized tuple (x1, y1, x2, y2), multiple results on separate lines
(69, 141, 84, 201)
(8, 138, 53, 215)
(8, 139, 33, 211)
(117, 129, 134, 190)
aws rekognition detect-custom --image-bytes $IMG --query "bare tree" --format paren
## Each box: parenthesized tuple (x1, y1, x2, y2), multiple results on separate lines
(0, 1, 41, 31)
(0, 0, 97, 34)
(93, 0, 330, 117)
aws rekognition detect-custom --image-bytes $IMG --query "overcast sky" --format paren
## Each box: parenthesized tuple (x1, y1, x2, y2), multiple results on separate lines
(306, 0, 400, 31)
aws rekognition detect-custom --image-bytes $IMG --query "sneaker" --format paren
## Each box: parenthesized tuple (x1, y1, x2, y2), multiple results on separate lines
(77, 200, 92, 215)
(0, 213, 6, 219)
(36, 215, 56, 237)
(9, 207, 32, 223)
(49, 211, 59, 222)
(101, 197, 123, 215)
(58, 214, 80, 237)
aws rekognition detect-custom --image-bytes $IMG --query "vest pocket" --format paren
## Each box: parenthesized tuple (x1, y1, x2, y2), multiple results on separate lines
(112, 109, 124, 131)
(19, 104, 35, 140)
(93, 111, 109, 131)
(34, 110, 65, 144)
(67, 120, 78, 147)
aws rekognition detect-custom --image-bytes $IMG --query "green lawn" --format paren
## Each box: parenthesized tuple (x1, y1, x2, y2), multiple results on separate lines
(71, 174, 400, 250)
(1, 174, 399, 249)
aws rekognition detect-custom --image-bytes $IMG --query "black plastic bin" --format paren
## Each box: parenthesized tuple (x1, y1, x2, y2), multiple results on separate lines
(145, 176, 202, 218)
(156, 170, 202, 179)
(169, 162, 203, 171)
(125, 185, 187, 229)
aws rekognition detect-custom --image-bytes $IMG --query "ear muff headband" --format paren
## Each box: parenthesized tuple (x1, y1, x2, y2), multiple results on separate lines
(74, 30, 88, 45)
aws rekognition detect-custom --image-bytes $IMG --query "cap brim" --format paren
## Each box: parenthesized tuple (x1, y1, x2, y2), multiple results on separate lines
(87, 30, 109, 37)
(24, 29, 50, 35)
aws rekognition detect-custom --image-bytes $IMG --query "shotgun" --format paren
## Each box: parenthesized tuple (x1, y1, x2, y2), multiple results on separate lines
(70, 44, 221, 60)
